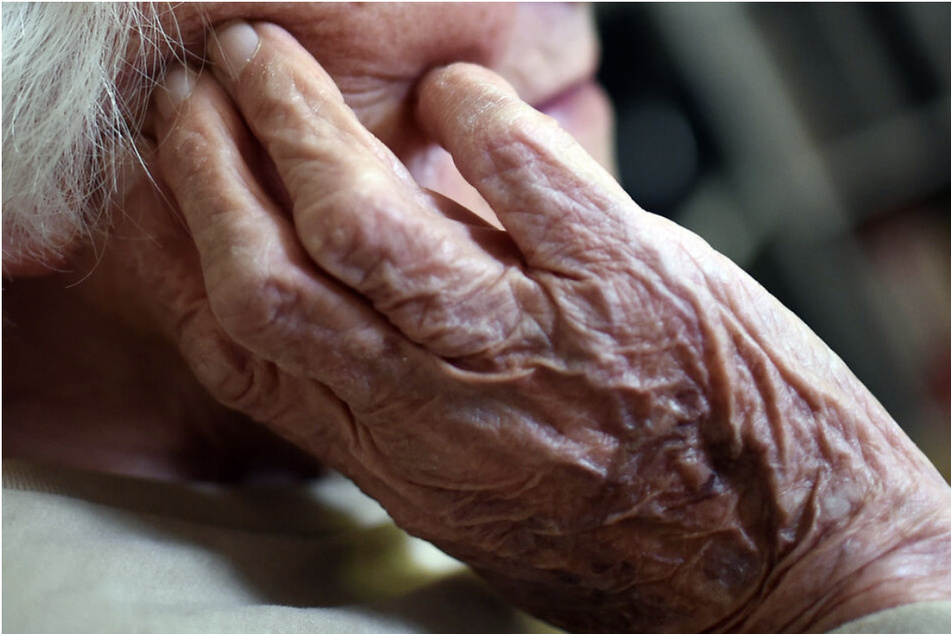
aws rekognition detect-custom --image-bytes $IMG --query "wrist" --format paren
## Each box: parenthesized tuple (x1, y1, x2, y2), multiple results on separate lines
(704, 291, 951, 632)
(751, 490, 951, 633)
(735, 400, 951, 634)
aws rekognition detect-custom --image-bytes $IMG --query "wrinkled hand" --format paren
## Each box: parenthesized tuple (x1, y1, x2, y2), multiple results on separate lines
(143, 22, 951, 634)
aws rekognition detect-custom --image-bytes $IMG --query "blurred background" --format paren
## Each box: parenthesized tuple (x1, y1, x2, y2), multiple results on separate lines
(595, 3, 951, 478)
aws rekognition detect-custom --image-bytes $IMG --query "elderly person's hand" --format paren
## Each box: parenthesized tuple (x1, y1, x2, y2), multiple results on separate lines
(128, 22, 950, 634)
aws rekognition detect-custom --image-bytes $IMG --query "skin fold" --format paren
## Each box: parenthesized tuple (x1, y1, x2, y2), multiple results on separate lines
(4, 7, 949, 633)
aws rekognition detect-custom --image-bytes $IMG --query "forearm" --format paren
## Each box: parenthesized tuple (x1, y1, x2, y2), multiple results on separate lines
(666, 254, 951, 633)
(730, 331, 951, 632)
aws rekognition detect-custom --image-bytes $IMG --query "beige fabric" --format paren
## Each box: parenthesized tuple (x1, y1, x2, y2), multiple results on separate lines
(2, 460, 560, 634)
(4, 459, 948, 633)
(828, 600, 951, 634)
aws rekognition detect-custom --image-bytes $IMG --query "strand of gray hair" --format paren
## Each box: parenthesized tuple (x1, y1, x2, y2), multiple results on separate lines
(2, 2, 176, 269)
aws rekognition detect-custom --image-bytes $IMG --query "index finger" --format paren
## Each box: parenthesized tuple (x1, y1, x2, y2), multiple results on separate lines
(416, 63, 637, 274)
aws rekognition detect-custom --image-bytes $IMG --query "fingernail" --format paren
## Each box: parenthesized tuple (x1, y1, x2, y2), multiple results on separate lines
(155, 65, 197, 119)
(210, 21, 260, 81)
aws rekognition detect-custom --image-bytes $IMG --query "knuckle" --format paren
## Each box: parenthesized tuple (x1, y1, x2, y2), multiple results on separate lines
(208, 348, 277, 416)
(175, 307, 280, 419)
(474, 105, 556, 164)
(296, 172, 405, 286)
(162, 123, 214, 185)
(390, 268, 531, 363)
(210, 266, 304, 348)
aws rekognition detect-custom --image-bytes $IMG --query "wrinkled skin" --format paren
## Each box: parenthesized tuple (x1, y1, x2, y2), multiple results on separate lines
(6, 11, 951, 634)
(133, 23, 951, 633)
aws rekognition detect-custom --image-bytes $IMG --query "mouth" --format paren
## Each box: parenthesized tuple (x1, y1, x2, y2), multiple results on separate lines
(525, 75, 616, 177)
(533, 79, 596, 116)
(532, 78, 610, 135)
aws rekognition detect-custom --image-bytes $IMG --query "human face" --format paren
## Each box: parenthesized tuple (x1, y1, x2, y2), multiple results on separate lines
(0, 3, 615, 482)
(157, 2, 614, 221)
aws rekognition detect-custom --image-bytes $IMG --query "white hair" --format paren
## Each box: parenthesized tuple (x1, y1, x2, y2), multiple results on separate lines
(2, 2, 178, 271)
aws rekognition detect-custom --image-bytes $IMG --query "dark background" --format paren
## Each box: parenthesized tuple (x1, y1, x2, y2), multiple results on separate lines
(595, 3, 951, 477)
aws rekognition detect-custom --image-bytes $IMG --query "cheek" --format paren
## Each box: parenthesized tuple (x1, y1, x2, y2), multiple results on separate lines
(175, 4, 516, 85)
(163, 3, 614, 225)
(305, 4, 517, 147)
(402, 144, 503, 228)
(307, 4, 518, 74)
(171, 3, 517, 146)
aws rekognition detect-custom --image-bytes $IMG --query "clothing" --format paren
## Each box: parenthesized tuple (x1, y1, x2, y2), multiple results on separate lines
(3, 460, 559, 634)
(4, 460, 950, 633)
(828, 601, 951, 634)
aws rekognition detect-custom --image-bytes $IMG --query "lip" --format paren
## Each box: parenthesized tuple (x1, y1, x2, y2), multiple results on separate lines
(535, 79, 612, 137)
(528, 78, 617, 177)
(533, 79, 596, 117)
